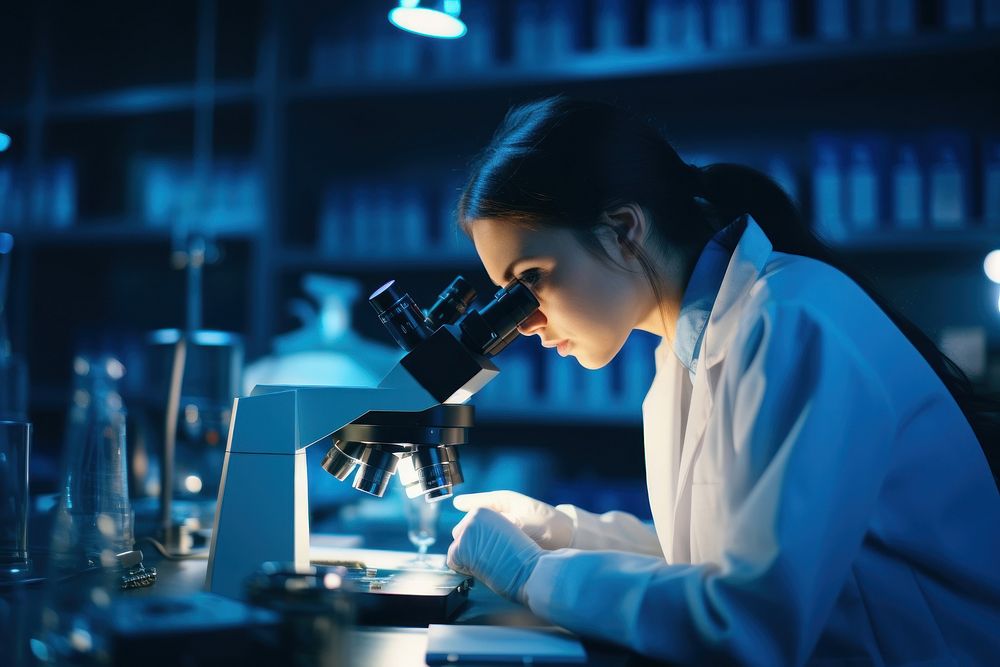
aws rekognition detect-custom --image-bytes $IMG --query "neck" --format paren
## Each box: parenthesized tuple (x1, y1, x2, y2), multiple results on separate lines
(634, 297, 680, 343)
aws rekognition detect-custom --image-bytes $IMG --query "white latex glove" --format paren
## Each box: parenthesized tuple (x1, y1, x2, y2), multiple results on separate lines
(447, 507, 543, 604)
(452, 491, 574, 550)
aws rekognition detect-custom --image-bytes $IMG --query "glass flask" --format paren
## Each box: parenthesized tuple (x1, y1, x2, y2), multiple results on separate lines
(34, 355, 135, 665)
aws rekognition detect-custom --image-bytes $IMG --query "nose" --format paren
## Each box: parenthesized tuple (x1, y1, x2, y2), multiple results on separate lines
(517, 308, 547, 336)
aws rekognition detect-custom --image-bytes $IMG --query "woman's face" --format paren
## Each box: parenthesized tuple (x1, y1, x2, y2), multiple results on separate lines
(470, 218, 657, 369)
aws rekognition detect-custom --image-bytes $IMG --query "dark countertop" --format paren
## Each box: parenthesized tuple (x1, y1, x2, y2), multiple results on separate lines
(1, 544, 659, 667)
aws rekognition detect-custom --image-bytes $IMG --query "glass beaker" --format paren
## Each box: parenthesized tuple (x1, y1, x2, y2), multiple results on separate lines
(403, 494, 441, 567)
(0, 420, 31, 580)
(35, 355, 135, 665)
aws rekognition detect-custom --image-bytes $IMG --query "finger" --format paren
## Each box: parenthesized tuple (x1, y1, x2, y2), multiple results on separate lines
(451, 506, 480, 540)
(446, 539, 465, 574)
(453, 491, 511, 513)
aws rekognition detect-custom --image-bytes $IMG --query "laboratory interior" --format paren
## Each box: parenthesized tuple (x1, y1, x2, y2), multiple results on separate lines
(1, 1, 999, 666)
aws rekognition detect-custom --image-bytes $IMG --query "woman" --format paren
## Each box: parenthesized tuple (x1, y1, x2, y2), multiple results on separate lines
(445, 96, 1000, 665)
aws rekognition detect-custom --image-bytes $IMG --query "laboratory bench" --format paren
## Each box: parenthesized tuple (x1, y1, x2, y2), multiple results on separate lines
(0, 541, 663, 667)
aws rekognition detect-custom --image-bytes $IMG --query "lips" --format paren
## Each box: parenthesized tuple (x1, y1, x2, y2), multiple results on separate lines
(541, 339, 566, 349)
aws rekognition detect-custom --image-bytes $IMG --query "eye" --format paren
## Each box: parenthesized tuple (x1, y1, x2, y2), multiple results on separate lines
(517, 268, 544, 288)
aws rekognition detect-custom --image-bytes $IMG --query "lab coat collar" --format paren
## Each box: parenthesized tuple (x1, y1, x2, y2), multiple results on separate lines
(700, 215, 773, 370)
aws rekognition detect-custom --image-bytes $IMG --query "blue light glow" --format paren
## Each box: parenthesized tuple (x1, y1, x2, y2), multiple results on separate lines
(0, 132, 10, 152)
(389, 5, 467, 39)
(984, 250, 1000, 284)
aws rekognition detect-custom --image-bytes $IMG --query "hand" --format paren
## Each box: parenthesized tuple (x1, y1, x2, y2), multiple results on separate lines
(452, 491, 574, 550)
(447, 507, 542, 604)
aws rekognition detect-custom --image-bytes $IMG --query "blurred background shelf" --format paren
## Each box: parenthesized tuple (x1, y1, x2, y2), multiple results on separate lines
(289, 28, 1000, 99)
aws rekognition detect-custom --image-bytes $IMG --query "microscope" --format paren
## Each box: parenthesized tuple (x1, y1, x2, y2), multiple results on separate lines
(206, 276, 538, 598)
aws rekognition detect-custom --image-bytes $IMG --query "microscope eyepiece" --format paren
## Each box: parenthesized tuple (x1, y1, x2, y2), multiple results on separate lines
(424, 276, 477, 330)
(459, 278, 539, 357)
(369, 280, 433, 351)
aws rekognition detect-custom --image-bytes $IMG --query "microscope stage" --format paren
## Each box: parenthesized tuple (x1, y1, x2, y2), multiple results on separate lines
(337, 566, 472, 626)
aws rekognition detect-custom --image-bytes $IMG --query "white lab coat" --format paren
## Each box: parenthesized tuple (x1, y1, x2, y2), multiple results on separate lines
(524, 219, 1000, 665)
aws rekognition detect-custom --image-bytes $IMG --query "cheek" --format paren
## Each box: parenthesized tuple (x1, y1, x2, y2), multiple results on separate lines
(552, 264, 636, 352)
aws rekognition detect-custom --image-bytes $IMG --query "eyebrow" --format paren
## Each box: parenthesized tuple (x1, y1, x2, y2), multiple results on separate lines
(499, 257, 539, 286)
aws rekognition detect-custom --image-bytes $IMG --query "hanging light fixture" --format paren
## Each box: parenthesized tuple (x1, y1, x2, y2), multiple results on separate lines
(388, 0, 467, 39)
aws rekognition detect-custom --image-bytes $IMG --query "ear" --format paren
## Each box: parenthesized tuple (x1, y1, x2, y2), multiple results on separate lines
(604, 204, 649, 258)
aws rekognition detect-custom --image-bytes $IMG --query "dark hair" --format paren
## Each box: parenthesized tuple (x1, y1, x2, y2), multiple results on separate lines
(458, 95, 999, 484)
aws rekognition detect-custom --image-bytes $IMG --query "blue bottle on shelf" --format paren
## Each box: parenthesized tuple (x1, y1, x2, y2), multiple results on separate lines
(756, 0, 791, 45)
(595, 0, 630, 53)
(548, 0, 582, 63)
(812, 136, 849, 243)
(885, 0, 916, 34)
(318, 186, 346, 259)
(891, 144, 924, 230)
(986, 0, 1000, 26)
(927, 137, 968, 230)
(942, 0, 976, 31)
(983, 139, 1000, 227)
(857, 0, 880, 38)
(514, 0, 544, 66)
(710, 0, 748, 49)
(847, 142, 880, 233)
(648, 0, 705, 52)
(815, 0, 851, 41)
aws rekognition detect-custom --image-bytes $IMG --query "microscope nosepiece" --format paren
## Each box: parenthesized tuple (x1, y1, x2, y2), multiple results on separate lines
(321, 441, 364, 481)
(351, 446, 400, 497)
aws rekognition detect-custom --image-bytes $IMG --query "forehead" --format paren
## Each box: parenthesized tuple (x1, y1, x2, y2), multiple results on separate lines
(470, 219, 575, 283)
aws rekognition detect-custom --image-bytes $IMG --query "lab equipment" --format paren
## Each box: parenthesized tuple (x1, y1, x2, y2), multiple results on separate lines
(137, 234, 243, 554)
(206, 275, 538, 598)
(927, 134, 969, 229)
(0, 420, 31, 581)
(78, 592, 282, 667)
(984, 139, 1000, 225)
(812, 135, 848, 242)
(847, 141, 880, 233)
(886, 0, 916, 34)
(710, 0, 748, 49)
(756, 0, 791, 45)
(815, 0, 850, 40)
(403, 492, 441, 565)
(59, 355, 135, 562)
(0, 233, 28, 422)
(38, 355, 156, 664)
(892, 144, 924, 229)
(594, 0, 629, 52)
(245, 562, 353, 666)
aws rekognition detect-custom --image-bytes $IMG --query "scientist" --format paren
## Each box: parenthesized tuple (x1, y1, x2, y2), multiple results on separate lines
(446, 96, 1000, 665)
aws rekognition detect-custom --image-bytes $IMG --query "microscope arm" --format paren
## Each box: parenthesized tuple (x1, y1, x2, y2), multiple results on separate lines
(206, 375, 440, 598)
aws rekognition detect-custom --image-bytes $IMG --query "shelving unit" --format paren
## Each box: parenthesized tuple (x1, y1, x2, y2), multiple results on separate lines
(3, 1, 999, 487)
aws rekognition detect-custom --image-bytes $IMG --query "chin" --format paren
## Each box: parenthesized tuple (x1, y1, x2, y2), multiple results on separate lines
(575, 349, 614, 370)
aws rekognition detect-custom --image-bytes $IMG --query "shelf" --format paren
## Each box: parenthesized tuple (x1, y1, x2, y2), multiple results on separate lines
(9, 219, 260, 245)
(276, 247, 479, 270)
(827, 228, 1000, 254)
(0, 80, 259, 122)
(289, 29, 1000, 101)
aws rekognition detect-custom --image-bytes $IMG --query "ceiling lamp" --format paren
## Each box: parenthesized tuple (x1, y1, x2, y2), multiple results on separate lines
(388, 0, 467, 39)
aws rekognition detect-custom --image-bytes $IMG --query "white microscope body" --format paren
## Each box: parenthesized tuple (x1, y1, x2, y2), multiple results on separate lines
(206, 277, 537, 599)
(205, 363, 484, 599)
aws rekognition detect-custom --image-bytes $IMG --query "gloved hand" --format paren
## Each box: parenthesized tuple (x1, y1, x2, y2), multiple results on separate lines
(447, 507, 542, 604)
(452, 491, 574, 550)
